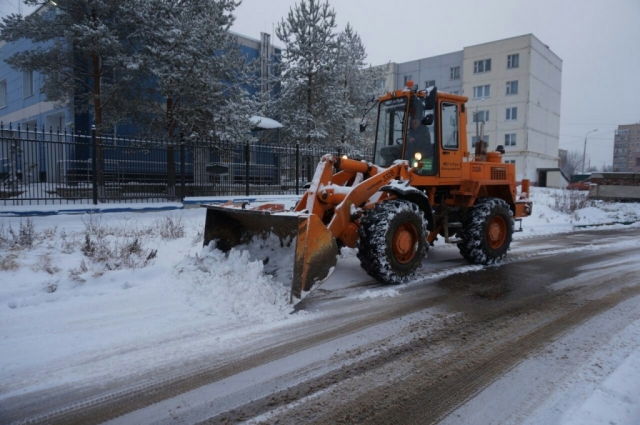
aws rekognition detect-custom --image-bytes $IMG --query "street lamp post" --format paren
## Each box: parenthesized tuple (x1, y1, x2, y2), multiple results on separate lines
(582, 129, 598, 173)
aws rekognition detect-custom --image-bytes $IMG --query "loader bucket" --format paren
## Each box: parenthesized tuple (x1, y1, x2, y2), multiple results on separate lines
(203, 205, 339, 303)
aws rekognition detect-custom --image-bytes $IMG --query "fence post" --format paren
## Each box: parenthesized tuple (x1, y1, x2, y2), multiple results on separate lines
(180, 134, 186, 202)
(91, 126, 98, 205)
(295, 142, 300, 196)
(244, 141, 250, 196)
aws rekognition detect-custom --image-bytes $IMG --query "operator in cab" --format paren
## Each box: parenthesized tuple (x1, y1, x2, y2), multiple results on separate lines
(405, 115, 430, 161)
(404, 98, 433, 165)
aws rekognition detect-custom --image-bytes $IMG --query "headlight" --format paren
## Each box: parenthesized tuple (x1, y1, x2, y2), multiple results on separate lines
(414, 152, 422, 161)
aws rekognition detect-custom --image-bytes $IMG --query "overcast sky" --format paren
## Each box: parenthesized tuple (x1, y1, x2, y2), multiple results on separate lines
(2, 0, 639, 168)
(227, 0, 640, 169)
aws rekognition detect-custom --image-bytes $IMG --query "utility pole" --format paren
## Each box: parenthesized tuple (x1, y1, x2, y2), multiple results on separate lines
(582, 129, 598, 174)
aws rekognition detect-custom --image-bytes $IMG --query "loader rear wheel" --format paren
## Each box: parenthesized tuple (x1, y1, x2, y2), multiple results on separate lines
(357, 200, 427, 284)
(458, 197, 513, 264)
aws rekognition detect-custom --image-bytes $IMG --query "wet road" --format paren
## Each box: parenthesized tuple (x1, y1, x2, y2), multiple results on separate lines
(4, 226, 640, 425)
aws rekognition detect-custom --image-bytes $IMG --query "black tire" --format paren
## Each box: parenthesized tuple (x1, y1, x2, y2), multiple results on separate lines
(458, 197, 514, 264)
(357, 200, 428, 284)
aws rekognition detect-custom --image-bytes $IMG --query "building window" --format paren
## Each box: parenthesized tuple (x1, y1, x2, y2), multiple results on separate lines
(473, 84, 490, 98)
(636, 158, 640, 167)
(505, 160, 516, 164)
(450, 66, 460, 80)
(0, 79, 6, 108)
(473, 110, 489, 123)
(425, 80, 435, 88)
(471, 135, 489, 147)
(473, 59, 492, 73)
(23, 70, 34, 98)
(403, 75, 412, 86)
(507, 54, 519, 69)
(506, 80, 518, 95)
(506, 107, 518, 121)
(505, 133, 517, 146)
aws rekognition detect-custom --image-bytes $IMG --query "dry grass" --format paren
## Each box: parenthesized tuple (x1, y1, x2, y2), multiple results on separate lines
(551, 190, 595, 213)
(0, 254, 19, 271)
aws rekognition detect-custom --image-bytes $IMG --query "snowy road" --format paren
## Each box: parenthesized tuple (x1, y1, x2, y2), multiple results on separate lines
(3, 226, 640, 424)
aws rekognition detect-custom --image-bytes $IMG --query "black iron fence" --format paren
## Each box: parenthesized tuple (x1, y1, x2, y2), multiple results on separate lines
(0, 123, 374, 206)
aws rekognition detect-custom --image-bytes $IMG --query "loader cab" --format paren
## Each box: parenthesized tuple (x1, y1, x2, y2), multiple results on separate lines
(373, 86, 436, 176)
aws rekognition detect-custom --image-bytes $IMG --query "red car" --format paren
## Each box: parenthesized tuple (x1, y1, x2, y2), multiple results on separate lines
(566, 179, 591, 191)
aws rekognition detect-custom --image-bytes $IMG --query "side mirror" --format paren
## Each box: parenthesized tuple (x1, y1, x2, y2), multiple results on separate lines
(359, 119, 367, 133)
(421, 114, 434, 126)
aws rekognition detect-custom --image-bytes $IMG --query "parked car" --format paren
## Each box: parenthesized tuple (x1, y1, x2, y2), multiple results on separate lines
(567, 179, 591, 191)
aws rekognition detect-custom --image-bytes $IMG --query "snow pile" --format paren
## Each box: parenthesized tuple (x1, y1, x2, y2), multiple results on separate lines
(516, 187, 640, 237)
(175, 244, 292, 320)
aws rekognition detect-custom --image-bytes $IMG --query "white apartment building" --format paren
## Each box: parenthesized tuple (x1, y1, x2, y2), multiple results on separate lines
(613, 123, 640, 172)
(377, 34, 562, 184)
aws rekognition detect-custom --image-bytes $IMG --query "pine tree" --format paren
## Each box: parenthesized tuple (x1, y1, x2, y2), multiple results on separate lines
(274, 0, 341, 146)
(0, 0, 146, 197)
(331, 24, 386, 152)
(123, 0, 257, 190)
(271, 1, 384, 150)
(0, 0, 145, 132)
(124, 0, 255, 142)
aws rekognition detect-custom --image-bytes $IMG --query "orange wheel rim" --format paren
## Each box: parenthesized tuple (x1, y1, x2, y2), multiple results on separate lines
(392, 222, 418, 264)
(487, 216, 507, 249)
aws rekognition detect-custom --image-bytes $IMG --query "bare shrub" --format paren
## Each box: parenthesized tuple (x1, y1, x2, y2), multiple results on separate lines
(0, 219, 57, 251)
(43, 281, 58, 293)
(31, 253, 61, 275)
(155, 215, 185, 240)
(82, 234, 157, 271)
(59, 230, 75, 254)
(8, 218, 36, 248)
(41, 225, 58, 240)
(72, 214, 159, 279)
(551, 190, 594, 214)
(82, 215, 108, 239)
(69, 259, 89, 283)
(0, 223, 10, 248)
(0, 254, 19, 271)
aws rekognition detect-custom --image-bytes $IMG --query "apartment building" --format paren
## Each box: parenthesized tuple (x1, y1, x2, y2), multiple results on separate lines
(377, 34, 562, 184)
(613, 123, 640, 172)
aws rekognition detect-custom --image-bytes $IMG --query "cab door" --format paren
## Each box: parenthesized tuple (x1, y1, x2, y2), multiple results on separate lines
(438, 101, 463, 179)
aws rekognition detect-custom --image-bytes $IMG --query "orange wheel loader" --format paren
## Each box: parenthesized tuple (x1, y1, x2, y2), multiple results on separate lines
(203, 82, 532, 303)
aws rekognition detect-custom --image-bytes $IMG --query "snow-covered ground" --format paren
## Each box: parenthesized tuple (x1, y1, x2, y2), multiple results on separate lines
(1, 187, 640, 423)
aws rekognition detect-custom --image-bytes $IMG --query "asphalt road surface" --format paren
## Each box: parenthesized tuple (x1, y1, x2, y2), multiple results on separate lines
(5, 227, 640, 425)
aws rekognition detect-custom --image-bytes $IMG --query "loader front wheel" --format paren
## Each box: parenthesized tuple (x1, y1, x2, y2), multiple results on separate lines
(357, 200, 427, 284)
(458, 197, 513, 264)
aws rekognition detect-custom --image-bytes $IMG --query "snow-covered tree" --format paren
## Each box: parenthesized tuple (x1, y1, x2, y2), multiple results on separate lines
(123, 0, 257, 191)
(331, 24, 386, 150)
(273, 0, 342, 146)
(124, 0, 255, 142)
(0, 0, 145, 132)
(0, 0, 147, 196)
(272, 1, 384, 149)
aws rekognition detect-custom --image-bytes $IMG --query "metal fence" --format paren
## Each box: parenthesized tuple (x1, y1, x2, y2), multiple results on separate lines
(0, 123, 374, 206)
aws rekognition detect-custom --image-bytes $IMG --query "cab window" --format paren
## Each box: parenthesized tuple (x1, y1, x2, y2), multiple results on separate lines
(441, 102, 459, 150)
